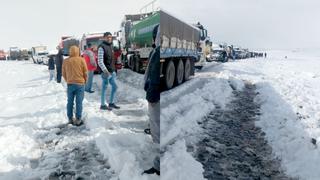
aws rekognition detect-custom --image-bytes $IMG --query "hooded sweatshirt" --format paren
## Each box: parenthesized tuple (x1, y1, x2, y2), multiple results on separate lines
(62, 46, 88, 85)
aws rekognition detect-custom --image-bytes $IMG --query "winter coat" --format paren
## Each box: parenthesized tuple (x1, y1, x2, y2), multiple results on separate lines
(83, 49, 97, 71)
(62, 46, 88, 85)
(48, 56, 55, 70)
(98, 41, 115, 73)
(144, 46, 160, 103)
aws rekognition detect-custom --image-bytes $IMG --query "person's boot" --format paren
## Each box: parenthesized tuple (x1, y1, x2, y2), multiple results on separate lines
(100, 105, 112, 111)
(143, 167, 160, 175)
(144, 128, 151, 135)
(68, 118, 75, 124)
(109, 103, 120, 109)
(73, 118, 84, 126)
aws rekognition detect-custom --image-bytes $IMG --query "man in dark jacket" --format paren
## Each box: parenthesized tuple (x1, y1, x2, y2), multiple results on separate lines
(98, 32, 120, 110)
(143, 25, 160, 176)
(56, 47, 64, 83)
(48, 55, 55, 81)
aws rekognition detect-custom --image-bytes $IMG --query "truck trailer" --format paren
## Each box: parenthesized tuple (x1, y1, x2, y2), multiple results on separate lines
(121, 11, 160, 73)
(160, 10, 210, 89)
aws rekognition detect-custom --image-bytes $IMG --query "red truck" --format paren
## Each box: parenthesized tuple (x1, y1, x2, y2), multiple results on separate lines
(80, 32, 122, 74)
(0, 50, 6, 60)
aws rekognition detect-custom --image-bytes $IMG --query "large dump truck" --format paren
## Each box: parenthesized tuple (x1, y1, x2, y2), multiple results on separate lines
(20, 48, 30, 60)
(0, 50, 6, 60)
(121, 11, 160, 73)
(8, 47, 20, 60)
(160, 10, 210, 89)
(31, 46, 48, 64)
(61, 37, 80, 56)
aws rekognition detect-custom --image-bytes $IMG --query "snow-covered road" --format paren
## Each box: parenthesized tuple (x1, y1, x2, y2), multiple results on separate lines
(161, 50, 320, 180)
(0, 61, 158, 180)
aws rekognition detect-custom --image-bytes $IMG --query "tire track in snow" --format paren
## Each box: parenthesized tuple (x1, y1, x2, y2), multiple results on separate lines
(195, 83, 293, 179)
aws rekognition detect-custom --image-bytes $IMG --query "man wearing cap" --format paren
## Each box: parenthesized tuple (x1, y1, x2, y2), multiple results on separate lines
(98, 32, 120, 110)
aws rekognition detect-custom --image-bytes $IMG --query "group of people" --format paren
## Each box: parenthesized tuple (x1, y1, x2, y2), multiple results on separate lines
(46, 27, 161, 175)
(48, 32, 121, 125)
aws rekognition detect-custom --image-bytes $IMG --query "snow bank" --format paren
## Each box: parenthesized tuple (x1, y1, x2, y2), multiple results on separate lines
(161, 76, 235, 180)
(84, 68, 158, 180)
(161, 140, 206, 180)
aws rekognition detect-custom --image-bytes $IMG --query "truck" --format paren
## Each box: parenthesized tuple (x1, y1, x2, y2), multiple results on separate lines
(160, 10, 211, 89)
(8, 47, 20, 60)
(120, 11, 160, 73)
(31, 46, 48, 64)
(61, 37, 80, 56)
(20, 48, 30, 60)
(80, 32, 122, 74)
(0, 50, 6, 60)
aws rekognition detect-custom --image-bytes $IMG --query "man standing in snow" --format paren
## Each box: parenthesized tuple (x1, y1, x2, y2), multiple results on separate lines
(143, 25, 160, 176)
(62, 46, 88, 126)
(48, 55, 55, 81)
(83, 43, 97, 93)
(56, 46, 64, 83)
(98, 32, 120, 110)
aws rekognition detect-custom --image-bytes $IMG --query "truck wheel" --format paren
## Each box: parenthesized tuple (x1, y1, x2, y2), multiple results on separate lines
(184, 59, 191, 81)
(129, 56, 134, 71)
(165, 60, 175, 89)
(175, 59, 184, 85)
(135, 57, 140, 73)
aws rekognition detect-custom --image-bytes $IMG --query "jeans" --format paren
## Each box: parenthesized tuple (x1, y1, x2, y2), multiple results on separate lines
(85, 71, 94, 91)
(67, 84, 85, 120)
(148, 101, 160, 171)
(56, 68, 62, 83)
(100, 72, 118, 106)
(49, 70, 55, 81)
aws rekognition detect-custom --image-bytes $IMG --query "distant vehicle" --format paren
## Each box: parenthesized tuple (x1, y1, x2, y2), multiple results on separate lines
(8, 47, 20, 60)
(0, 50, 6, 60)
(19, 48, 30, 60)
(31, 46, 48, 64)
(160, 10, 210, 89)
(209, 48, 227, 62)
(61, 37, 80, 56)
(80, 32, 122, 74)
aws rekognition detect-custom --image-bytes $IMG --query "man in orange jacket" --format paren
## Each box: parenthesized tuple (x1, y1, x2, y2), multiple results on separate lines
(62, 46, 88, 126)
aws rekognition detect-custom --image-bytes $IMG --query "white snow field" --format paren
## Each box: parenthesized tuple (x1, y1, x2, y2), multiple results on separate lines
(0, 61, 158, 180)
(161, 49, 320, 180)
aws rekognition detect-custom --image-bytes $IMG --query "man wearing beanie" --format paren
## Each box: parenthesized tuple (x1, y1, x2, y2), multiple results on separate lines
(98, 32, 120, 110)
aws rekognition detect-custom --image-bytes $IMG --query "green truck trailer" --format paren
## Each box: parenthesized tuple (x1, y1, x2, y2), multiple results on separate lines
(121, 11, 160, 73)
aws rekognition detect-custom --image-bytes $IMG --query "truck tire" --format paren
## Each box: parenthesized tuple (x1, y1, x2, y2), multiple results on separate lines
(184, 59, 191, 81)
(175, 59, 184, 85)
(135, 57, 140, 73)
(129, 56, 135, 71)
(165, 60, 175, 89)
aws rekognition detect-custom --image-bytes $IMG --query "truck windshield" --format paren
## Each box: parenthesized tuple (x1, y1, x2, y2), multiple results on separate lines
(87, 38, 102, 48)
(113, 39, 120, 51)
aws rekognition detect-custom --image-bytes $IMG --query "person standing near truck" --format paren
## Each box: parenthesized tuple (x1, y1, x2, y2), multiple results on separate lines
(98, 32, 120, 110)
(83, 43, 97, 93)
(143, 25, 160, 176)
(48, 55, 55, 81)
(56, 46, 64, 83)
(62, 46, 88, 126)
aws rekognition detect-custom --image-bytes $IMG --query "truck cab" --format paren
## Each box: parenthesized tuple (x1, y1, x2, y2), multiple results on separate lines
(80, 32, 122, 74)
